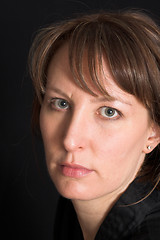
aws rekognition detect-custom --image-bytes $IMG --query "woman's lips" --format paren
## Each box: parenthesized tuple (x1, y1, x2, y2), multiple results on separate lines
(60, 163, 93, 178)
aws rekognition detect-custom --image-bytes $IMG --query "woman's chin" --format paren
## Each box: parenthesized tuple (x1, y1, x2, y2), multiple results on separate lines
(53, 179, 93, 200)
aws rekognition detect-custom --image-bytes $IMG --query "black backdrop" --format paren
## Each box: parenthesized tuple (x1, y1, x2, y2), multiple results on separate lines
(1, 0, 160, 239)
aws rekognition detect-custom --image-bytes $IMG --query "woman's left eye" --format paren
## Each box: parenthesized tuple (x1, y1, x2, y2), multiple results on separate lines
(98, 106, 120, 119)
(50, 98, 70, 110)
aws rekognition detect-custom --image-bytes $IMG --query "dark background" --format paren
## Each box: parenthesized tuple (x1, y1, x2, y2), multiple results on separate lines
(1, 0, 160, 239)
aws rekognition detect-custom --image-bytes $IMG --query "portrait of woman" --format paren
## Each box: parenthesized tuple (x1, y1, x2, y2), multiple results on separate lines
(28, 10, 160, 239)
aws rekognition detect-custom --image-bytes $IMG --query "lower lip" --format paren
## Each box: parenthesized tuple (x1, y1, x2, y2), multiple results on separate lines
(60, 165, 93, 178)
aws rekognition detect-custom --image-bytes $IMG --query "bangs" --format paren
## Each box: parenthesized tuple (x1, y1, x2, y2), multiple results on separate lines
(68, 21, 107, 96)
(67, 15, 155, 109)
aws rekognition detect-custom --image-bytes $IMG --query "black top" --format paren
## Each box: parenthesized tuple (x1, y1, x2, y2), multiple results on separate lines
(53, 179, 160, 239)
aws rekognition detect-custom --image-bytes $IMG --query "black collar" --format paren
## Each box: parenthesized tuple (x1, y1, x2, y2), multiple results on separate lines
(95, 179, 160, 239)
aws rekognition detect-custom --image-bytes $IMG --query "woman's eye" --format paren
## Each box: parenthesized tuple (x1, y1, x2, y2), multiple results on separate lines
(99, 106, 119, 119)
(50, 98, 69, 110)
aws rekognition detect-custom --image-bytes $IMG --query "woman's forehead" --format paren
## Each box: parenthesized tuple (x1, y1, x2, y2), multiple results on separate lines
(47, 45, 136, 107)
(47, 42, 113, 94)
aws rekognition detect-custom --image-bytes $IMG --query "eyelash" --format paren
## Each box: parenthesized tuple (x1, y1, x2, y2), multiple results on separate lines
(49, 98, 122, 120)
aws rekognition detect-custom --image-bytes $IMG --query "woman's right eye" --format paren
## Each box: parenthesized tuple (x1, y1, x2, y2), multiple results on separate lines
(49, 98, 70, 110)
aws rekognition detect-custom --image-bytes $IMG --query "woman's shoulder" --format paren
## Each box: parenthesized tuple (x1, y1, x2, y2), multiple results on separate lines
(95, 181, 160, 240)
(129, 201, 160, 239)
(123, 186, 160, 240)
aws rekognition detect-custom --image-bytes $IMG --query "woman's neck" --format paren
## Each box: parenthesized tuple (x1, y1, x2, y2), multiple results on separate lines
(72, 194, 119, 240)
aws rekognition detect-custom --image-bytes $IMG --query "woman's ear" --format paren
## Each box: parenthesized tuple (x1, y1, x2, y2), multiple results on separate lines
(143, 124, 160, 154)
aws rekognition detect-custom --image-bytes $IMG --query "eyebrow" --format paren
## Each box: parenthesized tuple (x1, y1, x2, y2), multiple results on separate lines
(91, 96, 132, 106)
(47, 87, 70, 100)
(47, 87, 132, 106)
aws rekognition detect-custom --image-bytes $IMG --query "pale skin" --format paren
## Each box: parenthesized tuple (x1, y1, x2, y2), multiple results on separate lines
(40, 44, 160, 240)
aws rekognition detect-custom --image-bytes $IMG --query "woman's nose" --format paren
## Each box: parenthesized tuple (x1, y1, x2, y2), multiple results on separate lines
(63, 111, 89, 152)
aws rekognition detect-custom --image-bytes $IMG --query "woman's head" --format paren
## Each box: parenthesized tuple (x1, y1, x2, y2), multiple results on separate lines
(29, 10, 160, 198)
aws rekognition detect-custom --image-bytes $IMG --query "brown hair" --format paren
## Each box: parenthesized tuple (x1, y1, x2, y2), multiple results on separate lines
(29, 10, 160, 188)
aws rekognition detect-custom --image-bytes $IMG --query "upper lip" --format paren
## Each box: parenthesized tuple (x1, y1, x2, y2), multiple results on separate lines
(60, 162, 92, 170)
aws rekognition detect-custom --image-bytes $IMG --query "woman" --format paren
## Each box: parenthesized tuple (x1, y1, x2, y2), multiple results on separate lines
(29, 10, 160, 239)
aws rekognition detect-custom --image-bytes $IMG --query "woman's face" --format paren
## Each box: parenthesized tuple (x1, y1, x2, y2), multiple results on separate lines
(40, 44, 154, 201)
